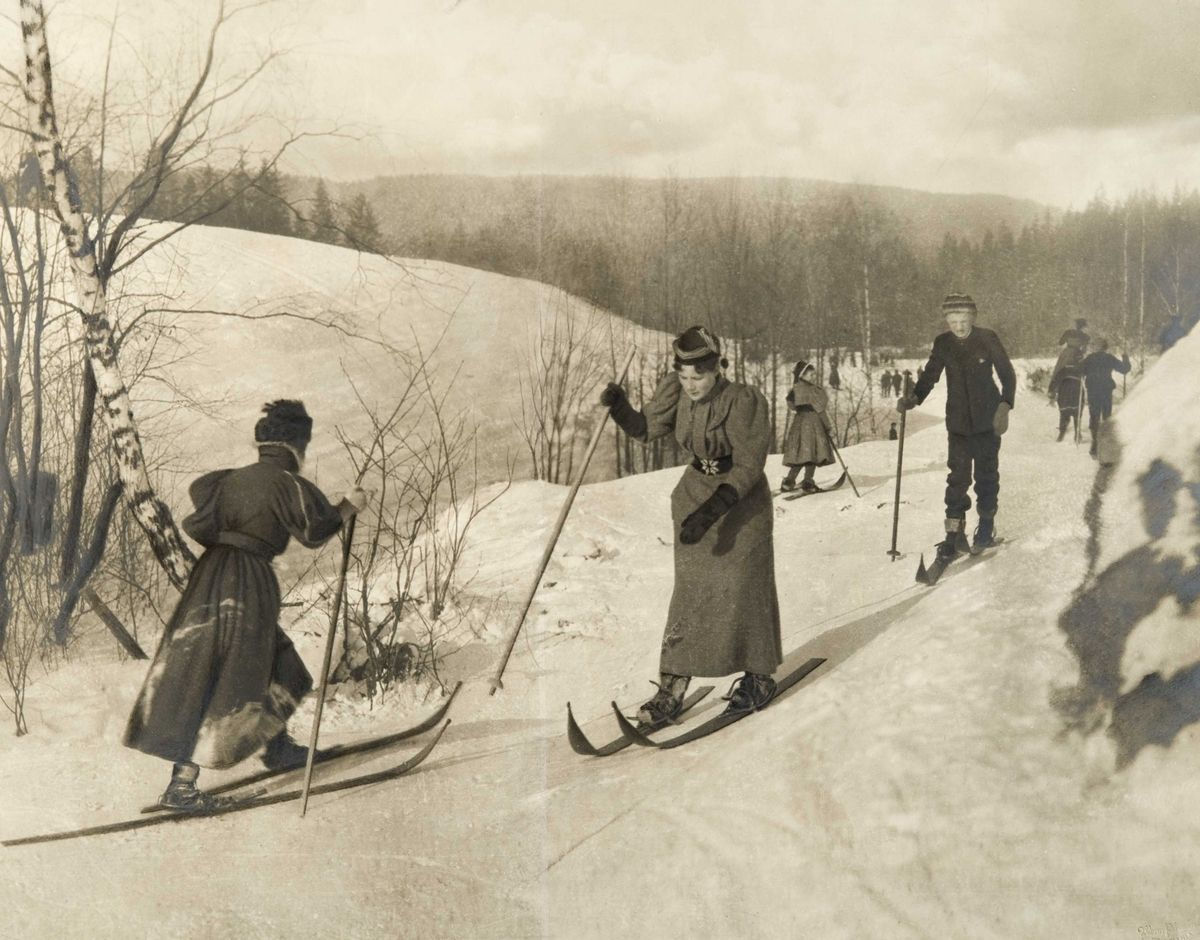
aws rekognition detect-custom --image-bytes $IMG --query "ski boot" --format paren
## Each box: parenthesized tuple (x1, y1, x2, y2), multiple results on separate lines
(636, 673, 690, 727)
(158, 762, 225, 813)
(937, 517, 970, 560)
(972, 515, 996, 552)
(260, 730, 320, 771)
(780, 478, 798, 493)
(799, 478, 820, 494)
(723, 672, 777, 714)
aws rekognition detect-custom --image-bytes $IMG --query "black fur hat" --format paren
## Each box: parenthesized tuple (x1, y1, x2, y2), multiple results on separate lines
(254, 400, 313, 451)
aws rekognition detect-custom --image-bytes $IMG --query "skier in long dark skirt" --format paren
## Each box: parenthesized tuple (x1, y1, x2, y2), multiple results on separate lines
(1047, 347, 1085, 442)
(1081, 338, 1131, 456)
(600, 326, 782, 725)
(781, 359, 835, 493)
(899, 293, 1016, 556)
(124, 400, 369, 810)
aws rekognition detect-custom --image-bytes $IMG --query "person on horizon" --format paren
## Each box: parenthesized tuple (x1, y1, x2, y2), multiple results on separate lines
(600, 326, 782, 725)
(123, 400, 370, 811)
(828, 358, 841, 390)
(1081, 338, 1132, 456)
(899, 293, 1016, 556)
(782, 359, 836, 493)
(880, 368, 893, 398)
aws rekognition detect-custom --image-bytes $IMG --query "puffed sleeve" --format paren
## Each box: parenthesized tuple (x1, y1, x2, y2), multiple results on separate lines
(639, 371, 683, 443)
(181, 469, 234, 547)
(724, 385, 771, 498)
(272, 472, 345, 549)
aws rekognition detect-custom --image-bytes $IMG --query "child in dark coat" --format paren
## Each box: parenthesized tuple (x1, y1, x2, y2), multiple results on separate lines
(781, 360, 835, 493)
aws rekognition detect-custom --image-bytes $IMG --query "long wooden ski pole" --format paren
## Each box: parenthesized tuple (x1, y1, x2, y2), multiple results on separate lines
(888, 407, 907, 560)
(300, 513, 356, 817)
(824, 427, 861, 498)
(489, 348, 637, 695)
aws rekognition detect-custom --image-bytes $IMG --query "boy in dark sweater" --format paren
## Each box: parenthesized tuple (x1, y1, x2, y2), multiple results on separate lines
(899, 293, 1017, 556)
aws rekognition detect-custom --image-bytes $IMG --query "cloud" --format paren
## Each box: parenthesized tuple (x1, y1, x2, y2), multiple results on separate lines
(13, 0, 1200, 205)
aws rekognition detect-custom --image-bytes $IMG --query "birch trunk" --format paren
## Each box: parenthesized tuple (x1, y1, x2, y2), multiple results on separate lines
(20, 0, 195, 590)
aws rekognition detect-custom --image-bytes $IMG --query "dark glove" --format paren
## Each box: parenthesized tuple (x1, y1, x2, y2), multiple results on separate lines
(599, 382, 625, 408)
(897, 393, 919, 413)
(601, 382, 647, 438)
(993, 401, 1011, 435)
(680, 483, 739, 545)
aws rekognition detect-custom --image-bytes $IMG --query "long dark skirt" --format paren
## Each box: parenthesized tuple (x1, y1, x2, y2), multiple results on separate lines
(783, 412, 835, 468)
(660, 469, 783, 677)
(123, 546, 312, 769)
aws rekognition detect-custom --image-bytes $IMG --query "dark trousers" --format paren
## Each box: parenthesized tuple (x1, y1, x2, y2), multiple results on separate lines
(1087, 394, 1113, 432)
(945, 431, 1001, 519)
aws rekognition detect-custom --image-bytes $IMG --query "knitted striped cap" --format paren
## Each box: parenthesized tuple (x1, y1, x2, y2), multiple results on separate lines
(941, 293, 977, 315)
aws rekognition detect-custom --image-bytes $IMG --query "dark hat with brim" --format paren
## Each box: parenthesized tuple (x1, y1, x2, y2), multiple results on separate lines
(673, 325, 721, 361)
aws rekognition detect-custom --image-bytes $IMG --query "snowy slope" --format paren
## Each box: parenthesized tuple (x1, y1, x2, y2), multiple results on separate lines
(109, 224, 662, 498)
(2, 351, 1198, 939)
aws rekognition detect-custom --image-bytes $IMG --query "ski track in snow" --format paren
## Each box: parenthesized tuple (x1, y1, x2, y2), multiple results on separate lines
(3, 319, 1199, 936)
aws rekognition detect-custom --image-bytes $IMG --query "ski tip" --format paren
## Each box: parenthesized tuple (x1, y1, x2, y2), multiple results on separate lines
(610, 701, 656, 747)
(566, 703, 605, 757)
(915, 554, 929, 584)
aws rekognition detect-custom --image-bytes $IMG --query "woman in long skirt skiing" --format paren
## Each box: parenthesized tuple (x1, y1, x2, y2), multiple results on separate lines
(123, 400, 369, 810)
(781, 359, 835, 493)
(599, 326, 783, 725)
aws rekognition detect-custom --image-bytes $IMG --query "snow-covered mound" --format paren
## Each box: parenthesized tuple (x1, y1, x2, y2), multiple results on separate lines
(3, 352, 1197, 938)
(1055, 327, 1200, 775)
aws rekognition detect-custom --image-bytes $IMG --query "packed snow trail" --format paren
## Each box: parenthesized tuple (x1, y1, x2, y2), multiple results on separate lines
(3, 361, 1198, 938)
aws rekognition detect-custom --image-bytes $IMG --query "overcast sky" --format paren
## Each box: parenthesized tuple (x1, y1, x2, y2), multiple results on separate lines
(18, 0, 1200, 206)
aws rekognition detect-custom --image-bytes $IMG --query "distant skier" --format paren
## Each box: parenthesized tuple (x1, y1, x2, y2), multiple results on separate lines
(781, 359, 836, 493)
(1159, 314, 1190, 352)
(1081, 339, 1132, 456)
(828, 359, 841, 390)
(1047, 344, 1085, 442)
(600, 326, 782, 724)
(899, 293, 1016, 555)
(1059, 318, 1090, 352)
(879, 369, 893, 398)
(123, 401, 370, 811)
(888, 422, 898, 441)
